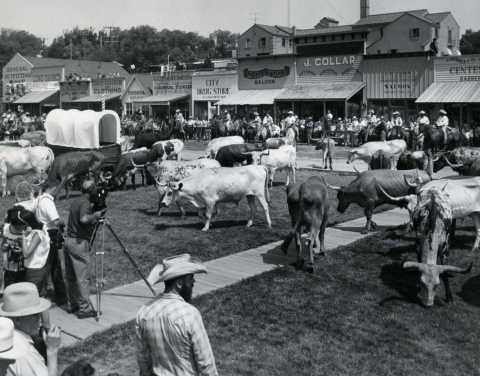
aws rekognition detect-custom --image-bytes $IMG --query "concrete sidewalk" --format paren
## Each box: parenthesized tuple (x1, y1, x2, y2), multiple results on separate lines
(51, 208, 410, 347)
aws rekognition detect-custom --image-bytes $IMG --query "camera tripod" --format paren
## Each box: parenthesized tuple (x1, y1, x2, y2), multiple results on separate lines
(88, 216, 156, 321)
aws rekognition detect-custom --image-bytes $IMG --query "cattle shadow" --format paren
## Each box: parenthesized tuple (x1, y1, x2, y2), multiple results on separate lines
(137, 208, 198, 217)
(379, 263, 421, 306)
(458, 274, 480, 307)
(154, 219, 249, 231)
(261, 243, 296, 267)
(376, 244, 416, 261)
(333, 224, 392, 233)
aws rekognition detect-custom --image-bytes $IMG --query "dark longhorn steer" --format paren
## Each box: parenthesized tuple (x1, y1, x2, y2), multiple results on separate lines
(396, 151, 428, 171)
(47, 150, 105, 199)
(325, 169, 431, 234)
(369, 150, 393, 170)
(113, 147, 160, 189)
(215, 143, 263, 167)
(281, 177, 329, 272)
(433, 147, 480, 175)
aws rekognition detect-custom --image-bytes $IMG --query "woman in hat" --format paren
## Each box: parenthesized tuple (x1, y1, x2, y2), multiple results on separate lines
(1, 206, 50, 293)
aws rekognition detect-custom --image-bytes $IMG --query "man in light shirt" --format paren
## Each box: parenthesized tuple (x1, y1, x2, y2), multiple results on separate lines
(137, 254, 217, 376)
(436, 109, 451, 146)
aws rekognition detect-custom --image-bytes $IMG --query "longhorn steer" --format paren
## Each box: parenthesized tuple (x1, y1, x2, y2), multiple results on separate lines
(114, 147, 161, 189)
(433, 147, 480, 175)
(369, 150, 393, 170)
(0, 145, 54, 177)
(347, 140, 407, 168)
(313, 137, 336, 170)
(215, 143, 263, 167)
(396, 151, 428, 171)
(403, 179, 477, 306)
(254, 144, 296, 187)
(47, 150, 105, 198)
(146, 158, 221, 216)
(152, 139, 184, 160)
(160, 165, 271, 231)
(325, 169, 430, 234)
(281, 177, 329, 272)
(205, 136, 245, 158)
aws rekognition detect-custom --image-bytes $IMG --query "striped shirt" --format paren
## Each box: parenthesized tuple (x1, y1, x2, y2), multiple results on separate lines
(136, 293, 218, 376)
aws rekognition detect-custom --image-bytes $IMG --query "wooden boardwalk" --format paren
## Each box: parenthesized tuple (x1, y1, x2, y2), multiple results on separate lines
(52, 208, 410, 347)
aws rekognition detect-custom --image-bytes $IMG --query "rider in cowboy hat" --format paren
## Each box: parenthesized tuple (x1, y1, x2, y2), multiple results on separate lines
(137, 254, 217, 376)
(0, 282, 61, 375)
(436, 109, 450, 146)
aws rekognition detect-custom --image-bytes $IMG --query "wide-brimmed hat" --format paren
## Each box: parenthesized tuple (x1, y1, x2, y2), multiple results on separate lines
(439, 109, 447, 115)
(392, 111, 400, 116)
(0, 317, 26, 359)
(253, 112, 259, 116)
(175, 109, 181, 113)
(0, 282, 51, 317)
(147, 254, 207, 285)
(288, 111, 294, 115)
(418, 110, 426, 115)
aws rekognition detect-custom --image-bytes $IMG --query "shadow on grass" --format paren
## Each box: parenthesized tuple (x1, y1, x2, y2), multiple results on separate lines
(137, 208, 198, 217)
(154, 219, 248, 231)
(379, 262, 421, 306)
(261, 243, 296, 267)
(377, 244, 416, 261)
(459, 274, 480, 307)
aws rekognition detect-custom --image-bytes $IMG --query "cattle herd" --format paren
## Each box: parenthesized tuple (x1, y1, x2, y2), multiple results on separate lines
(3, 127, 480, 308)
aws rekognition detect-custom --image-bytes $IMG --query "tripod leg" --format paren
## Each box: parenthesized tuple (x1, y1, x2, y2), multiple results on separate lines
(104, 222, 156, 295)
(89, 222, 104, 320)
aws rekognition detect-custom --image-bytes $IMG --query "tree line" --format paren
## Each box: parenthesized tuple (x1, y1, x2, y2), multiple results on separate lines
(0, 26, 239, 73)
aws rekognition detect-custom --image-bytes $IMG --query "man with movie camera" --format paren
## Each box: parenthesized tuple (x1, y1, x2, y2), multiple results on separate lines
(63, 179, 106, 319)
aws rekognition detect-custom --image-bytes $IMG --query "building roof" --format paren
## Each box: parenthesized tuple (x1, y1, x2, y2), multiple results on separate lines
(134, 73, 154, 92)
(296, 25, 366, 37)
(24, 56, 129, 78)
(255, 24, 293, 37)
(425, 12, 451, 24)
(354, 9, 428, 26)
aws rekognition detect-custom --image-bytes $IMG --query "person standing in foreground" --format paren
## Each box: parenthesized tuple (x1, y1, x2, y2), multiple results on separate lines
(63, 180, 105, 319)
(136, 254, 218, 376)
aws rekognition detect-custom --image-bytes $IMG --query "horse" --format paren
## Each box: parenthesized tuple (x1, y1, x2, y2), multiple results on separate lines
(211, 118, 228, 139)
(423, 125, 467, 154)
(359, 121, 386, 144)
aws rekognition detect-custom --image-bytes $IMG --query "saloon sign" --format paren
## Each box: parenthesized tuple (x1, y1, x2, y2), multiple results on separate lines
(238, 57, 295, 90)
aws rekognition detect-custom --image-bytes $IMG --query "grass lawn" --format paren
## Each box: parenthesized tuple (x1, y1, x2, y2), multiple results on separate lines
(0, 169, 389, 289)
(58, 224, 480, 375)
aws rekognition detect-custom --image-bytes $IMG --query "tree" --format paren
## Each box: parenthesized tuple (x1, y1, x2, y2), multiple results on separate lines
(209, 29, 239, 58)
(460, 29, 480, 55)
(0, 29, 43, 68)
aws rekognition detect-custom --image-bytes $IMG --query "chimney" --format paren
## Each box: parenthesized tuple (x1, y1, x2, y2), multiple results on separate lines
(315, 17, 339, 29)
(360, 0, 369, 19)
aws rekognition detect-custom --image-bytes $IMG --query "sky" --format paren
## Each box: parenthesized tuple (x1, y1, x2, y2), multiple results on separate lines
(1, 0, 479, 43)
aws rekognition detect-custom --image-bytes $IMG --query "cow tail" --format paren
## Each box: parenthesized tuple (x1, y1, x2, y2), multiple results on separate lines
(263, 166, 270, 203)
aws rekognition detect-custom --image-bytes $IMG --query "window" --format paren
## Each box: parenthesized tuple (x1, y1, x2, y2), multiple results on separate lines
(448, 29, 453, 47)
(341, 34, 345, 40)
(258, 37, 266, 48)
(351, 33, 356, 40)
(245, 38, 251, 49)
(409, 28, 420, 40)
(282, 38, 286, 47)
(289, 39, 293, 47)
(304, 38, 308, 44)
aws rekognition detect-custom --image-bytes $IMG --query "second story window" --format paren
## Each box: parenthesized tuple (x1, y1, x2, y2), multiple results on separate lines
(245, 38, 251, 49)
(282, 38, 286, 47)
(409, 28, 420, 40)
(258, 37, 266, 48)
(448, 29, 453, 47)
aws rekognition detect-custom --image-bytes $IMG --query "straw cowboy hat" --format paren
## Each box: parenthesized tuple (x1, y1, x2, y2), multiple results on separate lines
(0, 317, 25, 360)
(418, 110, 426, 115)
(253, 112, 259, 116)
(439, 109, 447, 115)
(392, 111, 400, 116)
(175, 109, 181, 113)
(0, 283, 51, 317)
(147, 254, 207, 285)
(288, 111, 294, 115)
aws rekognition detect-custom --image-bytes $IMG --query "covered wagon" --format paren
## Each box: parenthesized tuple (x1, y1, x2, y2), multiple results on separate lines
(45, 109, 121, 169)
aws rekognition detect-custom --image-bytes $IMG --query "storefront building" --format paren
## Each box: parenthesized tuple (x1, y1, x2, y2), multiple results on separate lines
(133, 71, 192, 120)
(2, 53, 129, 115)
(363, 54, 434, 121)
(416, 54, 480, 127)
(121, 74, 153, 117)
(192, 70, 238, 120)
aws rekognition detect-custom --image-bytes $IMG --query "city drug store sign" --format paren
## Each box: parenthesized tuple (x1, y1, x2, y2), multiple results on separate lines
(192, 73, 238, 101)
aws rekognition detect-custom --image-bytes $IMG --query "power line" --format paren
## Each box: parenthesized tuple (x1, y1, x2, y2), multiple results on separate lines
(250, 12, 261, 24)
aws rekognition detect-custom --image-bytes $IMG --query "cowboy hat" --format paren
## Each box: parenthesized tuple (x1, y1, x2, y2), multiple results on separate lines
(253, 112, 259, 116)
(287, 111, 294, 115)
(0, 282, 51, 317)
(0, 317, 26, 359)
(418, 110, 426, 115)
(439, 109, 447, 115)
(175, 109, 181, 113)
(147, 254, 207, 285)
(392, 111, 400, 116)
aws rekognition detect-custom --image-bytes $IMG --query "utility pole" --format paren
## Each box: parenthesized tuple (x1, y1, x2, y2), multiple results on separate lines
(287, 0, 291, 27)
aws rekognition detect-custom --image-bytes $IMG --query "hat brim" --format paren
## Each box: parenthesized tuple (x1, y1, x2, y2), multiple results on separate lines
(0, 298, 51, 317)
(150, 264, 207, 285)
(0, 332, 26, 360)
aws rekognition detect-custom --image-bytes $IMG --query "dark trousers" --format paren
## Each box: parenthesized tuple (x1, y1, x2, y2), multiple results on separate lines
(64, 237, 93, 312)
(45, 230, 68, 303)
(24, 266, 48, 295)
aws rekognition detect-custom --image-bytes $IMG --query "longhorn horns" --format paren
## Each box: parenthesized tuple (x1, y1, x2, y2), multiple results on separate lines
(321, 176, 342, 191)
(377, 184, 410, 203)
(443, 155, 464, 169)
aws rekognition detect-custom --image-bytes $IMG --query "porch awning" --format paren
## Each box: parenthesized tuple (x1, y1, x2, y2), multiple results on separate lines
(73, 93, 121, 103)
(276, 82, 365, 101)
(132, 93, 190, 105)
(416, 82, 480, 103)
(14, 90, 58, 104)
(216, 89, 284, 106)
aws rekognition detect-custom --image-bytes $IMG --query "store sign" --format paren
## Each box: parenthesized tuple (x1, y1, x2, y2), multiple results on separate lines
(435, 55, 480, 82)
(92, 77, 125, 94)
(153, 71, 193, 94)
(192, 73, 238, 101)
(60, 80, 91, 102)
(296, 55, 362, 83)
(238, 57, 294, 90)
(26, 81, 60, 92)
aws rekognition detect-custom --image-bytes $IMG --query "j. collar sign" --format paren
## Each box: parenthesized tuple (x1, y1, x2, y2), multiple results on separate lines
(302, 55, 357, 67)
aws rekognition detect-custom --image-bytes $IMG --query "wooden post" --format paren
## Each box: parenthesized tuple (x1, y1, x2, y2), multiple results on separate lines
(323, 101, 326, 118)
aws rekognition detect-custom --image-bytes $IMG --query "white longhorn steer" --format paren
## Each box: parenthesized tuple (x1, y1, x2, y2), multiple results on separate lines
(161, 165, 272, 231)
(347, 140, 406, 169)
(254, 144, 296, 187)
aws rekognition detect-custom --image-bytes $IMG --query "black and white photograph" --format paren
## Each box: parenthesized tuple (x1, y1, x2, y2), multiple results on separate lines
(0, 0, 479, 374)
